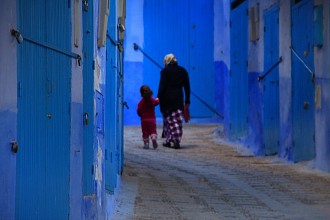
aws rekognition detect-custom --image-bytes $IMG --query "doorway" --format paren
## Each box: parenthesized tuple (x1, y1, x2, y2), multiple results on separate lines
(16, 1, 71, 218)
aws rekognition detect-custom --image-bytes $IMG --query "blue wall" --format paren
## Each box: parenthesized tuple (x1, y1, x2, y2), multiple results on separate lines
(290, 0, 315, 162)
(0, 111, 16, 219)
(0, 1, 17, 219)
(246, 72, 263, 155)
(214, 61, 227, 119)
(314, 79, 330, 171)
(124, 62, 144, 125)
(228, 0, 248, 140)
(226, 0, 330, 172)
(0, 0, 124, 219)
(124, 0, 144, 126)
(124, 0, 217, 125)
(214, 0, 230, 123)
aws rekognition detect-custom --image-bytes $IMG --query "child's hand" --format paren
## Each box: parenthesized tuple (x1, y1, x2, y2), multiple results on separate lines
(155, 98, 160, 105)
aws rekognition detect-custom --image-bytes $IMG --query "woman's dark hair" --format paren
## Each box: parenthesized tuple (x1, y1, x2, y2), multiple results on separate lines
(140, 85, 153, 98)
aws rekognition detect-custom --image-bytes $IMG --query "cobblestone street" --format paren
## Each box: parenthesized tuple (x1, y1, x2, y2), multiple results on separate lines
(110, 124, 330, 220)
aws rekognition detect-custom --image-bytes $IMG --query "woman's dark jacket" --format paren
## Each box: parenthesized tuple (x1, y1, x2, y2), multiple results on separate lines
(157, 63, 190, 114)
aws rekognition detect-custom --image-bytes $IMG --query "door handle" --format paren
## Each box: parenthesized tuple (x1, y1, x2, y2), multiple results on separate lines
(303, 102, 309, 109)
(123, 101, 129, 109)
(11, 141, 18, 153)
(84, 112, 89, 125)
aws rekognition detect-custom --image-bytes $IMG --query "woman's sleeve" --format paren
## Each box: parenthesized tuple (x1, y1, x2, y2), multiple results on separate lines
(183, 70, 191, 104)
(157, 69, 166, 100)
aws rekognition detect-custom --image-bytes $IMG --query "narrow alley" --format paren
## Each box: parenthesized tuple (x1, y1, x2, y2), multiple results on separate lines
(110, 124, 330, 220)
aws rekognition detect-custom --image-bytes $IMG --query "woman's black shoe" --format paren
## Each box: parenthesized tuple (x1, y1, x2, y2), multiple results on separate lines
(163, 142, 180, 149)
(162, 142, 171, 148)
(173, 143, 180, 149)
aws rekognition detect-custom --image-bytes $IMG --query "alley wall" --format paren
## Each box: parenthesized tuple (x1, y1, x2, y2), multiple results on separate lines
(0, 0, 125, 219)
(0, 1, 17, 219)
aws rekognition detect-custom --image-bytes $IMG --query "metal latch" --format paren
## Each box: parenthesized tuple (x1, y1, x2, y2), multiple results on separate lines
(303, 102, 309, 110)
(84, 112, 89, 125)
(123, 101, 129, 109)
(11, 141, 18, 153)
(83, 0, 88, 11)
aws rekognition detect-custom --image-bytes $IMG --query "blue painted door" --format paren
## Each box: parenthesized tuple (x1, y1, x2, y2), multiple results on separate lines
(117, 53, 125, 175)
(105, 20, 118, 192)
(263, 5, 280, 155)
(16, 0, 71, 219)
(291, 0, 315, 162)
(143, 0, 214, 118)
(82, 2, 95, 194)
(230, 0, 248, 140)
(189, 0, 215, 117)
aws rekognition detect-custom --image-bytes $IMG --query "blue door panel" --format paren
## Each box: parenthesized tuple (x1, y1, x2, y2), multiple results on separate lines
(230, 0, 248, 140)
(96, 91, 105, 137)
(104, 0, 119, 193)
(144, 0, 214, 118)
(189, 0, 215, 117)
(263, 5, 280, 155)
(144, 0, 189, 100)
(291, 0, 315, 162)
(17, 0, 71, 218)
(82, 2, 95, 194)
(105, 39, 118, 192)
(117, 63, 125, 175)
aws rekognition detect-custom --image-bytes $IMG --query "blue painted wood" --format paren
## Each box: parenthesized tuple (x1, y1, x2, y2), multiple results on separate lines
(82, 1, 95, 194)
(105, 0, 118, 193)
(263, 4, 280, 155)
(16, 0, 70, 218)
(189, 0, 215, 117)
(143, 0, 214, 118)
(96, 91, 105, 137)
(117, 52, 125, 175)
(291, 0, 315, 162)
(229, 0, 248, 140)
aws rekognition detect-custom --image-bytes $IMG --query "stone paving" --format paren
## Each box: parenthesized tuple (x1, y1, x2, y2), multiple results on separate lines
(109, 124, 330, 220)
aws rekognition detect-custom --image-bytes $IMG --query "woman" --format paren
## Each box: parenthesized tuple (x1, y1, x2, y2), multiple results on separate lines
(157, 53, 191, 149)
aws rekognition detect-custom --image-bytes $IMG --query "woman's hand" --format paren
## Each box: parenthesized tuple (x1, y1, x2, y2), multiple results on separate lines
(183, 103, 190, 123)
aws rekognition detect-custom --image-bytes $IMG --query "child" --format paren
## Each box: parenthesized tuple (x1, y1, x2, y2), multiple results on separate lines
(137, 85, 160, 149)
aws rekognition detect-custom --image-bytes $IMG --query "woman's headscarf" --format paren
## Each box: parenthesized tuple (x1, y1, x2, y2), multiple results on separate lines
(164, 53, 177, 67)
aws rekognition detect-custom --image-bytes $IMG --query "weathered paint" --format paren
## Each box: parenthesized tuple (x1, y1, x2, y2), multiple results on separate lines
(312, 0, 330, 172)
(82, 0, 96, 196)
(214, 61, 228, 119)
(0, 1, 17, 219)
(70, 0, 84, 218)
(16, 0, 71, 218)
(229, 0, 249, 140)
(291, 0, 315, 162)
(214, 0, 230, 119)
(69, 102, 83, 219)
(278, 0, 293, 159)
(105, 0, 120, 191)
(263, 3, 280, 156)
(2, 1, 330, 219)
(246, 71, 263, 155)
